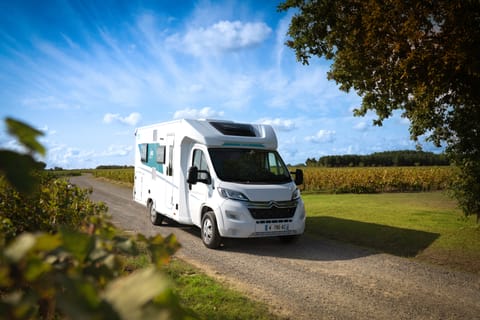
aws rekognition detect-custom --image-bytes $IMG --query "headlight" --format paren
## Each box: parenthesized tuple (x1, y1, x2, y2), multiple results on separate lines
(292, 188, 301, 200)
(218, 187, 249, 201)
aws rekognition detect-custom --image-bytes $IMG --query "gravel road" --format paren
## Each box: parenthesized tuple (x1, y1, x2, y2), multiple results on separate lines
(71, 175, 480, 320)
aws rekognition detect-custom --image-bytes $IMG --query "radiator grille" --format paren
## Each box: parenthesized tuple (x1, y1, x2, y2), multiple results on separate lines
(248, 200, 297, 219)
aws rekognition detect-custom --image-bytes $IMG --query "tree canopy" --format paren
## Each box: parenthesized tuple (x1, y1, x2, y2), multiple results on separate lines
(279, 0, 480, 221)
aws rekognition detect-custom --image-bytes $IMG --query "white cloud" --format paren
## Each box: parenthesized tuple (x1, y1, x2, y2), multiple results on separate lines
(102, 145, 133, 157)
(38, 125, 57, 136)
(46, 144, 95, 169)
(169, 20, 272, 56)
(305, 130, 336, 143)
(353, 121, 368, 131)
(103, 112, 141, 126)
(173, 107, 224, 119)
(259, 118, 296, 132)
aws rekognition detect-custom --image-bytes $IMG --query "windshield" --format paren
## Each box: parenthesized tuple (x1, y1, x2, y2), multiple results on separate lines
(208, 148, 292, 184)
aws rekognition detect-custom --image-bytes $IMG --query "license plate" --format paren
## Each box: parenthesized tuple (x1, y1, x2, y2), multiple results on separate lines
(256, 223, 290, 233)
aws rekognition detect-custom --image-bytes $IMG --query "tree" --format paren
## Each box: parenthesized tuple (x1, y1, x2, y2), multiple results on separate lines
(279, 0, 480, 221)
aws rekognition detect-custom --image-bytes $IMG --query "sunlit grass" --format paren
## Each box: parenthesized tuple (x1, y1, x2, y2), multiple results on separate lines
(303, 192, 480, 272)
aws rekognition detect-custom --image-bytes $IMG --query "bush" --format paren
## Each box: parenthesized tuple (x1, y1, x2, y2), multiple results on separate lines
(0, 117, 194, 319)
(0, 173, 106, 242)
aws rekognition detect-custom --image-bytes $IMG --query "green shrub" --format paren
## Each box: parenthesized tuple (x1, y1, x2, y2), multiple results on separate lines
(0, 173, 106, 241)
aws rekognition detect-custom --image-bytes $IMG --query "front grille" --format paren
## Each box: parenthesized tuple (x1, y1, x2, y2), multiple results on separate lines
(248, 200, 297, 219)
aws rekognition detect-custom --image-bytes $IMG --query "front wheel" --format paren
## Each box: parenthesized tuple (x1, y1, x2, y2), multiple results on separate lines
(148, 201, 163, 226)
(201, 211, 222, 249)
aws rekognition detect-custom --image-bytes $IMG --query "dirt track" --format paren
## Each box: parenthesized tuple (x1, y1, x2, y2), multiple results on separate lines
(71, 175, 480, 320)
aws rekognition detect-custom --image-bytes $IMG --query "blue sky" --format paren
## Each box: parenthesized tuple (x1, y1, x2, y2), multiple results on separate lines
(0, 0, 443, 169)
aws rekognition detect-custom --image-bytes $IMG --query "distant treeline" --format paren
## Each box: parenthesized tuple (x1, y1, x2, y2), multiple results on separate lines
(95, 165, 134, 170)
(306, 150, 450, 167)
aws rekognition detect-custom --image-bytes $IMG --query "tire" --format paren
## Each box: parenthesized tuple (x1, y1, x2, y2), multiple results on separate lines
(148, 201, 163, 226)
(201, 211, 222, 249)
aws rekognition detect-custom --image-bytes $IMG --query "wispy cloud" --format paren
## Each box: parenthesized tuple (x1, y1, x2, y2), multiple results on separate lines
(305, 130, 336, 143)
(259, 118, 296, 132)
(353, 121, 368, 131)
(102, 144, 133, 157)
(173, 107, 224, 119)
(103, 112, 141, 126)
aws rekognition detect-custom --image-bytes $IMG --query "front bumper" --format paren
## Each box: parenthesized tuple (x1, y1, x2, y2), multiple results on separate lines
(216, 198, 306, 238)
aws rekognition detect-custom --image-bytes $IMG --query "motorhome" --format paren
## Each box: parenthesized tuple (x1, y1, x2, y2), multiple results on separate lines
(133, 119, 305, 248)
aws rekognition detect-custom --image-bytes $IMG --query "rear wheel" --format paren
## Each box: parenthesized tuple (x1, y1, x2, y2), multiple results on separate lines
(201, 211, 222, 249)
(148, 201, 163, 226)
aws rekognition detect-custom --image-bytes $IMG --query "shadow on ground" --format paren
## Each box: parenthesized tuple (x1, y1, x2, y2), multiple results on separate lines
(173, 216, 439, 261)
(306, 216, 440, 257)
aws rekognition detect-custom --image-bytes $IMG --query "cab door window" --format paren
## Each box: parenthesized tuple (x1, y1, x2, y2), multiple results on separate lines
(192, 149, 210, 183)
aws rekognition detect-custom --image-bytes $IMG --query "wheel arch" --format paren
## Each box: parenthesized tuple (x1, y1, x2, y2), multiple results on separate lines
(146, 197, 154, 209)
(200, 205, 225, 236)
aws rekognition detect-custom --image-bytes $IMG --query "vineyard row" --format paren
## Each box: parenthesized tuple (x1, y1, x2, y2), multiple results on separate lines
(91, 166, 456, 194)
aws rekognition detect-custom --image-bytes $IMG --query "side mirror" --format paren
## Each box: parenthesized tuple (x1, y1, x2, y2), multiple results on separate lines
(197, 170, 212, 185)
(187, 166, 198, 185)
(294, 169, 303, 185)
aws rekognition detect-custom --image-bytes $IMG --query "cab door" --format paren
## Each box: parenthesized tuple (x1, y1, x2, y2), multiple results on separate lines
(188, 148, 212, 227)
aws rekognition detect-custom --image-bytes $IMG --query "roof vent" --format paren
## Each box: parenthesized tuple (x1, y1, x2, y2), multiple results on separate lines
(209, 121, 256, 137)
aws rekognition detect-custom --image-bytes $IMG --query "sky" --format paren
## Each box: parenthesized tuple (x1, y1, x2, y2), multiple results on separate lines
(0, 0, 443, 169)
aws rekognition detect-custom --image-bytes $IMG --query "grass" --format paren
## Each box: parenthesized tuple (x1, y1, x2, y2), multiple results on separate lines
(164, 259, 281, 320)
(303, 192, 480, 273)
(122, 246, 281, 320)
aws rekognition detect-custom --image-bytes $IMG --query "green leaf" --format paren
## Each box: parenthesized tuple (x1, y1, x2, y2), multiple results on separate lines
(102, 266, 171, 319)
(24, 257, 52, 281)
(114, 236, 138, 255)
(56, 276, 120, 320)
(148, 234, 180, 268)
(5, 117, 45, 156)
(60, 228, 95, 262)
(33, 233, 62, 252)
(4, 233, 36, 262)
(0, 150, 41, 193)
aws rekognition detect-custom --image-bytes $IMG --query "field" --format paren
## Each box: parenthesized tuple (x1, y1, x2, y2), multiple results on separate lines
(304, 192, 480, 273)
(92, 168, 134, 184)
(89, 166, 456, 193)
(300, 166, 454, 193)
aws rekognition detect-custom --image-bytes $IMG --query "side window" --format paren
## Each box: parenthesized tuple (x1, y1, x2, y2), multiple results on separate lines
(140, 144, 148, 163)
(156, 145, 166, 164)
(267, 152, 286, 175)
(192, 149, 210, 183)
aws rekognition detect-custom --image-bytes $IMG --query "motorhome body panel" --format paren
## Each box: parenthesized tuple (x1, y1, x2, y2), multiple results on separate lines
(133, 119, 306, 241)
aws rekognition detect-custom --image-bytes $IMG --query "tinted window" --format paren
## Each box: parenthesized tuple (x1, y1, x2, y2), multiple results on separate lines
(209, 148, 291, 184)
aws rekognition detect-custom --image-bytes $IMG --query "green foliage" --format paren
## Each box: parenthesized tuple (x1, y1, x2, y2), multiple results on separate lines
(96, 165, 133, 170)
(0, 218, 188, 319)
(93, 169, 134, 184)
(0, 117, 195, 319)
(300, 166, 453, 194)
(0, 118, 46, 193)
(5, 118, 45, 156)
(279, 0, 480, 220)
(307, 150, 449, 167)
(0, 174, 107, 241)
(449, 160, 480, 223)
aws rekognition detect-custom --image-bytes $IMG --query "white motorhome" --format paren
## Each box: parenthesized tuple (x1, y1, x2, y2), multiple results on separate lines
(133, 119, 305, 248)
